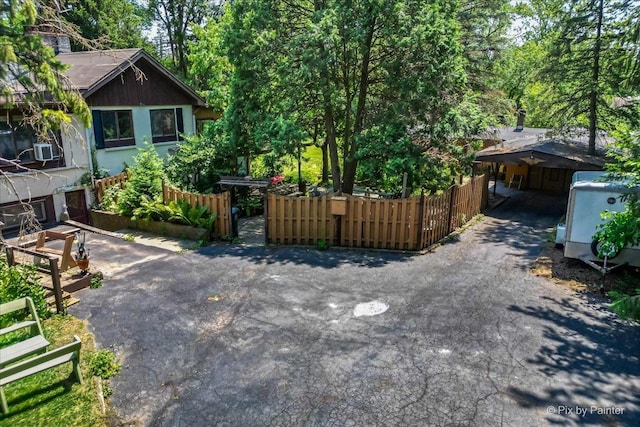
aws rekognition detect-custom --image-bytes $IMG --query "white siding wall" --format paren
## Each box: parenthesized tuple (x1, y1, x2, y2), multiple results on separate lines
(90, 105, 194, 175)
(0, 116, 90, 221)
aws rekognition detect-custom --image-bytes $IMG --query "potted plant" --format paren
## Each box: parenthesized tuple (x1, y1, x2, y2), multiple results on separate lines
(74, 232, 90, 273)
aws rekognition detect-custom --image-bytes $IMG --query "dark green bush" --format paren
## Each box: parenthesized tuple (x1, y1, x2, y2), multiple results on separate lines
(117, 143, 165, 216)
(0, 254, 50, 327)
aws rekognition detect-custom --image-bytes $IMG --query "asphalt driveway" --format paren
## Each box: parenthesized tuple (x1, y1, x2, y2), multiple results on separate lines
(70, 191, 640, 426)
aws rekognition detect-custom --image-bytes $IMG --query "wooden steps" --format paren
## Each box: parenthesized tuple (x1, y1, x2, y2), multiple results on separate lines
(37, 270, 94, 310)
(45, 292, 79, 310)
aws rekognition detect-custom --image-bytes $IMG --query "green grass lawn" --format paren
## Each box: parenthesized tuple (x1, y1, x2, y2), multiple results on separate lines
(254, 144, 327, 184)
(0, 315, 107, 427)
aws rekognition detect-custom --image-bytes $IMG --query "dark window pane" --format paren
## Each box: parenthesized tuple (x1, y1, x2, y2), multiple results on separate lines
(1, 200, 46, 230)
(101, 111, 117, 141)
(151, 109, 176, 138)
(0, 121, 15, 160)
(117, 112, 133, 139)
(14, 122, 35, 161)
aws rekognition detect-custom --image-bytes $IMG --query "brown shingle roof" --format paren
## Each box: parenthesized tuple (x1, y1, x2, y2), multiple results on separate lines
(57, 48, 142, 91)
(56, 49, 205, 106)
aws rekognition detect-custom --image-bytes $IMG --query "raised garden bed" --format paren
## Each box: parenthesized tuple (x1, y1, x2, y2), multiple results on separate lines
(89, 210, 210, 241)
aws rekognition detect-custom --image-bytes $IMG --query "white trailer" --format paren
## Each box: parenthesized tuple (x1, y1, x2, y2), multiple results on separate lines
(556, 171, 640, 268)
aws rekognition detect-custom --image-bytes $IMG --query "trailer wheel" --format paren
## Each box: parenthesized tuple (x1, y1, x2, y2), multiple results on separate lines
(591, 239, 619, 259)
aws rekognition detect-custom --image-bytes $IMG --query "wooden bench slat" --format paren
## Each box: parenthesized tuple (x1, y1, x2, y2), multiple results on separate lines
(36, 248, 65, 255)
(0, 352, 77, 386)
(0, 298, 30, 314)
(0, 321, 37, 336)
(0, 337, 81, 384)
(0, 336, 50, 367)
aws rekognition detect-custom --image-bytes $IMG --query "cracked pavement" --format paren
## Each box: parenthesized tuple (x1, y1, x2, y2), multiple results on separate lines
(70, 191, 640, 426)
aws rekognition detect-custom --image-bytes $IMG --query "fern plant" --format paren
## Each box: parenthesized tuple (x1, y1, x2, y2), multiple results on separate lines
(609, 289, 640, 322)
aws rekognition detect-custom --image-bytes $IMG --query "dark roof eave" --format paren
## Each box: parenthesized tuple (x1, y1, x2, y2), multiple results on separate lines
(475, 150, 605, 169)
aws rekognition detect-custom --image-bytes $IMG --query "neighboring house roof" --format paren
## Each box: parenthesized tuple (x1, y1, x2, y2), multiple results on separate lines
(476, 127, 551, 145)
(475, 138, 606, 169)
(57, 48, 205, 106)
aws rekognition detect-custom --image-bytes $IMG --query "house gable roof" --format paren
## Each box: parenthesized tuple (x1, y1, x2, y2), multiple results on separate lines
(57, 49, 205, 106)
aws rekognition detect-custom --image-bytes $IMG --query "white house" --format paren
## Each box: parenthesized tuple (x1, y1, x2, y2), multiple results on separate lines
(1, 47, 210, 234)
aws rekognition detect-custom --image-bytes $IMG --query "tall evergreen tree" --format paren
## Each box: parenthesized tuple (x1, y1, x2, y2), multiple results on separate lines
(541, 0, 633, 154)
(223, 0, 475, 194)
(64, 0, 151, 50)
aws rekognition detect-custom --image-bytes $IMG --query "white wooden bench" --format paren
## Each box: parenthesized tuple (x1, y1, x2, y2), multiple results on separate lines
(0, 336, 82, 413)
(0, 297, 49, 369)
(0, 297, 83, 413)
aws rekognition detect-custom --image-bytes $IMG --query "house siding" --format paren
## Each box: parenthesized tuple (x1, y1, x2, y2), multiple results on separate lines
(89, 105, 194, 175)
(85, 58, 194, 107)
(0, 116, 91, 222)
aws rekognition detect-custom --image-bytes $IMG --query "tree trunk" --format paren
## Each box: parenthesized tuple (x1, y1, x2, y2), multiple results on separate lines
(325, 110, 341, 192)
(588, 0, 604, 156)
(341, 12, 376, 195)
(318, 33, 342, 192)
(321, 138, 329, 183)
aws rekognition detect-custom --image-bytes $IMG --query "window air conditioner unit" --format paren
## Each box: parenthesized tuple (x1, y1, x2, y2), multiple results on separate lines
(34, 143, 54, 161)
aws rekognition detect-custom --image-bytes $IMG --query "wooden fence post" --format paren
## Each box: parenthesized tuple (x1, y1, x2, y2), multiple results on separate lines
(417, 193, 425, 249)
(5, 246, 15, 266)
(447, 185, 458, 234)
(49, 259, 64, 314)
(263, 189, 269, 244)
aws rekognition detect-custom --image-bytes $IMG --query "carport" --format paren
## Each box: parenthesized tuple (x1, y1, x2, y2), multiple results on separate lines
(476, 138, 605, 193)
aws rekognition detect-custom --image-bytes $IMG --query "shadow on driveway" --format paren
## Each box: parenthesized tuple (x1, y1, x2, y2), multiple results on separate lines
(473, 190, 568, 269)
(198, 242, 415, 269)
(507, 294, 640, 425)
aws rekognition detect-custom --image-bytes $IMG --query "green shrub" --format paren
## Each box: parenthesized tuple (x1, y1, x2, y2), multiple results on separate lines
(165, 132, 226, 193)
(87, 349, 121, 379)
(118, 143, 165, 216)
(96, 185, 121, 212)
(0, 255, 50, 327)
(609, 289, 640, 322)
(90, 272, 103, 289)
(87, 349, 122, 398)
(132, 199, 217, 232)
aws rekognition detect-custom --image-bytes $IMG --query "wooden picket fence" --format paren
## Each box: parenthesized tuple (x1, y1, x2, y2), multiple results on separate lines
(267, 174, 488, 251)
(94, 172, 128, 202)
(162, 185, 231, 237)
(94, 174, 232, 238)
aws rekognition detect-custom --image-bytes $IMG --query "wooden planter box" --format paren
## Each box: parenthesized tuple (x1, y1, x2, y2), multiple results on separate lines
(90, 210, 210, 241)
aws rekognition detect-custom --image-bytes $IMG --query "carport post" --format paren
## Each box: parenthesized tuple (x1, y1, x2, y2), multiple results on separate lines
(493, 162, 501, 197)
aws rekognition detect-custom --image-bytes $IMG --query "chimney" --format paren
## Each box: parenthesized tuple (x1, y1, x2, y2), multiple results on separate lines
(34, 24, 72, 54)
(42, 34, 72, 54)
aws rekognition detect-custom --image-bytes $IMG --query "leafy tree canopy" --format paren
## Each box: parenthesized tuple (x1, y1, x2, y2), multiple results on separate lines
(219, 0, 482, 194)
(1, 0, 91, 134)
